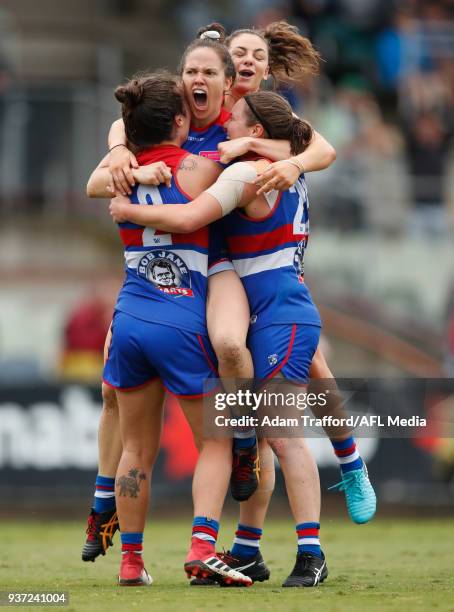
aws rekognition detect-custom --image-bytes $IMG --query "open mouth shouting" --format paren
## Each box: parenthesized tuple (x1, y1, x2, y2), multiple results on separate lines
(238, 69, 255, 80)
(192, 89, 208, 110)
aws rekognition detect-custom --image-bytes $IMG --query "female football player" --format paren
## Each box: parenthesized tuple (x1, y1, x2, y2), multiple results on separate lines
(102, 71, 252, 587)
(109, 22, 374, 530)
(109, 89, 330, 587)
(83, 22, 338, 566)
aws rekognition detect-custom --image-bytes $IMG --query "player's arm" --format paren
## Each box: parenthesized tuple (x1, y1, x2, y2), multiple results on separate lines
(218, 137, 290, 164)
(87, 158, 172, 198)
(254, 130, 336, 194)
(218, 130, 335, 171)
(86, 154, 111, 198)
(110, 193, 223, 233)
(293, 130, 336, 171)
(252, 130, 336, 171)
(109, 161, 264, 233)
(107, 118, 139, 194)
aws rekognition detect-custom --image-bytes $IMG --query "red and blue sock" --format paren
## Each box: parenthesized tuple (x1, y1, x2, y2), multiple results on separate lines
(331, 436, 363, 474)
(121, 532, 143, 557)
(93, 474, 116, 513)
(187, 517, 219, 562)
(296, 522, 322, 558)
(231, 523, 262, 558)
(192, 517, 219, 546)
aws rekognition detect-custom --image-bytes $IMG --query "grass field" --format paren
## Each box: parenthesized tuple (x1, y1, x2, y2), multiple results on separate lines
(1, 518, 454, 612)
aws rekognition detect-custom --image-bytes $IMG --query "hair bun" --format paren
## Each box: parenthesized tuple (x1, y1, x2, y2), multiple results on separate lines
(196, 22, 226, 43)
(114, 79, 143, 106)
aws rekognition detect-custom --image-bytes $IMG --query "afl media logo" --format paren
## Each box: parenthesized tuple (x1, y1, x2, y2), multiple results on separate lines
(138, 250, 194, 297)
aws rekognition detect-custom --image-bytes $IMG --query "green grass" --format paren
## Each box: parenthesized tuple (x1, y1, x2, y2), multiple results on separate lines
(1, 518, 454, 612)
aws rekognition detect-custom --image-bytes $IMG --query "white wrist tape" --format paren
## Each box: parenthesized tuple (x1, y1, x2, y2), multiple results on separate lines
(205, 162, 258, 216)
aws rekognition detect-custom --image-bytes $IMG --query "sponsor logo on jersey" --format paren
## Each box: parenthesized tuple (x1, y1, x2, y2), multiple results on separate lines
(199, 150, 221, 162)
(250, 314, 258, 325)
(138, 250, 194, 297)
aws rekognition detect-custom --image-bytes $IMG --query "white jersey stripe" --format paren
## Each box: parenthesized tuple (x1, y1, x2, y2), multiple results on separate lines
(142, 229, 173, 247)
(125, 249, 208, 277)
(233, 247, 296, 278)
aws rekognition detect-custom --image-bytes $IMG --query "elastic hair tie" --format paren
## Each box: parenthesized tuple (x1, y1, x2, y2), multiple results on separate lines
(200, 30, 221, 41)
(109, 143, 128, 153)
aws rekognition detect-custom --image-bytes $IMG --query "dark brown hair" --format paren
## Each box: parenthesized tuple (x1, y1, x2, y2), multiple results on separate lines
(243, 91, 313, 154)
(114, 71, 185, 148)
(178, 25, 236, 82)
(227, 21, 320, 85)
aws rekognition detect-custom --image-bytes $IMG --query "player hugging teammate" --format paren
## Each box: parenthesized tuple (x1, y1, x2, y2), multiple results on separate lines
(84, 20, 376, 588)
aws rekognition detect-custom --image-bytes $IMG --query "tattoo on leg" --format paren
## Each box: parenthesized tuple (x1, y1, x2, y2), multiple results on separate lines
(116, 468, 147, 498)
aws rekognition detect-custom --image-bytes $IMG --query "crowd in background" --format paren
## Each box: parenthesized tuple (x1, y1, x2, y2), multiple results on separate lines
(175, 0, 454, 235)
(0, 1, 453, 380)
(0, 0, 453, 234)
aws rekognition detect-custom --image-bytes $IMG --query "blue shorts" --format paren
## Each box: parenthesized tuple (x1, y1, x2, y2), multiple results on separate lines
(247, 323, 320, 381)
(103, 310, 218, 398)
(208, 219, 234, 276)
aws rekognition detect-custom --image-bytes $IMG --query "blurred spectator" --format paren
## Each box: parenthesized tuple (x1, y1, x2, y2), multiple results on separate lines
(376, 6, 429, 93)
(404, 110, 452, 235)
(0, 52, 12, 210)
(245, 0, 290, 28)
(307, 75, 405, 231)
(172, 0, 226, 41)
(60, 281, 117, 382)
(293, 0, 386, 84)
(0, 9, 15, 211)
(444, 283, 454, 377)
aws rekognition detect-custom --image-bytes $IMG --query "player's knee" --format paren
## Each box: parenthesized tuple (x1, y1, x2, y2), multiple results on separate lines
(257, 466, 275, 494)
(122, 445, 158, 470)
(267, 437, 292, 459)
(258, 440, 274, 466)
(214, 337, 246, 370)
(101, 383, 118, 414)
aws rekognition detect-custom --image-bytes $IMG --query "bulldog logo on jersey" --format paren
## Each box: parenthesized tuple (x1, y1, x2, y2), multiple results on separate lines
(138, 250, 193, 297)
(293, 240, 307, 284)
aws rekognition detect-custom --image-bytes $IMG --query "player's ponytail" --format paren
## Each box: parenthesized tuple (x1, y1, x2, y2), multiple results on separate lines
(114, 71, 186, 148)
(243, 91, 313, 154)
(262, 21, 320, 85)
(289, 115, 313, 155)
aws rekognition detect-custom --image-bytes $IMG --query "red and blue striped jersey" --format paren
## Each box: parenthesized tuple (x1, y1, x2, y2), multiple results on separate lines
(222, 176, 321, 331)
(184, 108, 230, 162)
(115, 145, 209, 334)
(183, 109, 231, 273)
